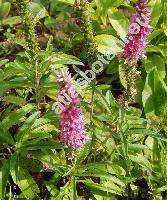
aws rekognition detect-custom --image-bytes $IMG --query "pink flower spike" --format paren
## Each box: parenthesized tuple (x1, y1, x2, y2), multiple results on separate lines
(57, 71, 89, 149)
(119, 0, 151, 63)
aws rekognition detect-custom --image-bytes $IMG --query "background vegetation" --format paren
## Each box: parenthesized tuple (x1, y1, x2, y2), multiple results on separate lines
(0, 0, 167, 199)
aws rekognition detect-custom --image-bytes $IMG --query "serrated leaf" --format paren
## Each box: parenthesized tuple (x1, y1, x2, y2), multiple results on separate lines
(30, 124, 57, 137)
(31, 149, 61, 165)
(129, 154, 152, 172)
(16, 111, 41, 142)
(95, 34, 123, 54)
(76, 141, 92, 165)
(51, 53, 84, 66)
(21, 140, 63, 150)
(0, 104, 34, 131)
(80, 179, 123, 195)
(2, 95, 26, 105)
(17, 167, 39, 199)
(45, 181, 59, 197)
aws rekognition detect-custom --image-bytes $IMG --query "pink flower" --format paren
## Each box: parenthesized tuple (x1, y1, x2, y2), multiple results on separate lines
(119, 0, 151, 65)
(43, 163, 53, 171)
(57, 71, 89, 149)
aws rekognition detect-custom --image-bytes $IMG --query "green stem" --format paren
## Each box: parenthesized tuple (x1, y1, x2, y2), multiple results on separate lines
(90, 81, 95, 126)
(16, 0, 40, 108)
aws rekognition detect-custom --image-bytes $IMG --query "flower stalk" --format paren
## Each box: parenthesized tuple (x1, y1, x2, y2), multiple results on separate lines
(119, 0, 151, 100)
(75, 0, 98, 66)
(16, 0, 40, 108)
(120, 0, 151, 64)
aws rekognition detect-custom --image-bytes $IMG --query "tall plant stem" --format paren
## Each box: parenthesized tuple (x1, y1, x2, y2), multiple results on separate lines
(78, 0, 98, 129)
(16, 0, 40, 109)
(123, 61, 139, 107)
(90, 81, 96, 127)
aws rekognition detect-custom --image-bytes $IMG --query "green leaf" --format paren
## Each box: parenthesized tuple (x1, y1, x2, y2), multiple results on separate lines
(95, 0, 123, 10)
(78, 162, 126, 176)
(108, 8, 129, 41)
(30, 124, 57, 138)
(0, 159, 10, 199)
(0, 104, 34, 131)
(142, 69, 167, 117)
(95, 88, 113, 113)
(95, 34, 123, 54)
(163, 2, 167, 36)
(0, 171, 1, 199)
(0, 79, 32, 96)
(144, 55, 166, 80)
(57, 0, 75, 5)
(31, 118, 51, 130)
(77, 169, 125, 188)
(148, 29, 164, 41)
(71, 176, 77, 200)
(76, 141, 92, 165)
(44, 16, 58, 29)
(155, 185, 167, 193)
(29, 2, 47, 20)
(146, 45, 164, 55)
(54, 182, 70, 200)
(106, 164, 126, 176)
(10, 153, 19, 183)
(149, 0, 162, 27)
(128, 129, 167, 142)
(0, 2, 11, 20)
(128, 144, 146, 152)
(119, 108, 128, 157)
(50, 53, 84, 66)
(17, 118, 58, 145)
(0, 59, 8, 67)
(2, 95, 26, 105)
(45, 181, 59, 197)
(17, 167, 39, 199)
(129, 154, 152, 172)
(94, 0, 124, 25)
(31, 150, 61, 166)
(16, 111, 41, 142)
(2, 16, 21, 26)
(0, 127, 15, 145)
(20, 140, 63, 150)
(80, 179, 123, 195)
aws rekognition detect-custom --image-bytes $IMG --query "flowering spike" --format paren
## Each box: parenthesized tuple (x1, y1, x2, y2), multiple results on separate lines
(57, 71, 89, 149)
(120, 0, 151, 65)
